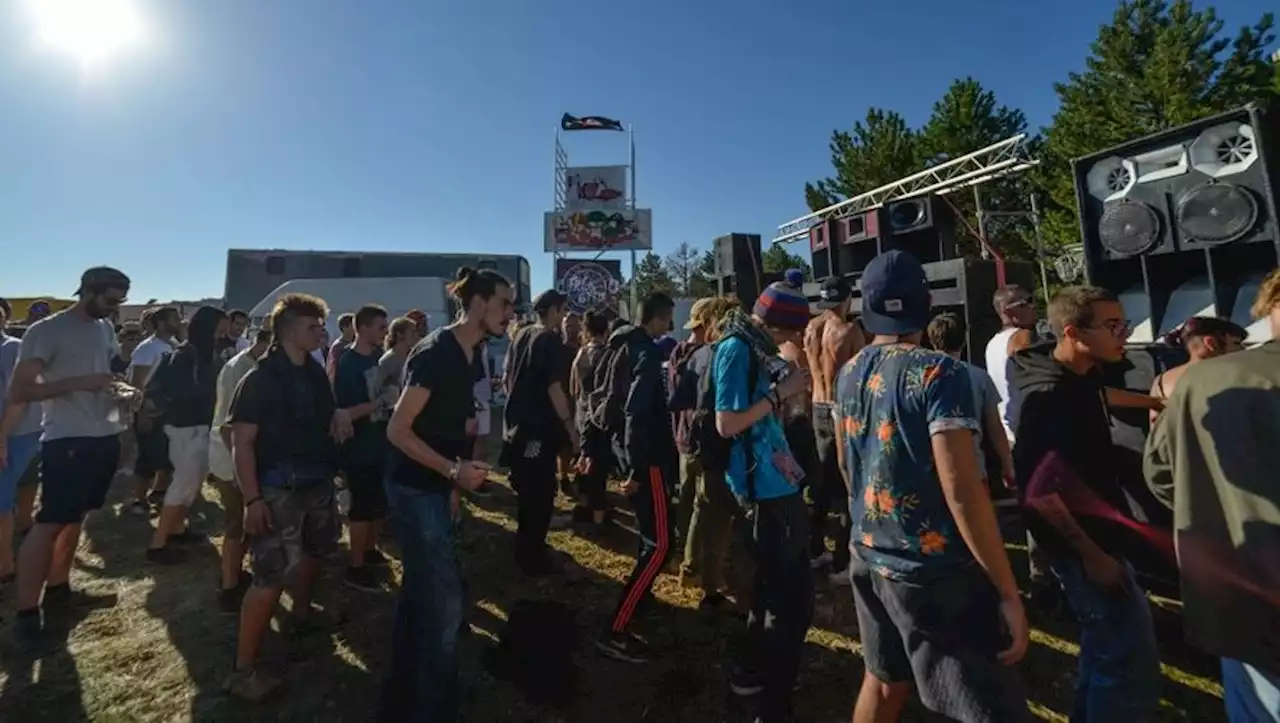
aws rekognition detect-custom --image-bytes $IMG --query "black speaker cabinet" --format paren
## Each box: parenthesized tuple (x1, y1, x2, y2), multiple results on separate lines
(1074, 102, 1280, 343)
(714, 233, 763, 310)
(808, 219, 843, 280)
(838, 258, 1036, 366)
(882, 196, 959, 265)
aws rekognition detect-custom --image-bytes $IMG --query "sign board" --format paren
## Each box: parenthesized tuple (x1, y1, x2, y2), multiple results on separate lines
(555, 258, 624, 314)
(564, 165, 628, 212)
(544, 209, 652, 252)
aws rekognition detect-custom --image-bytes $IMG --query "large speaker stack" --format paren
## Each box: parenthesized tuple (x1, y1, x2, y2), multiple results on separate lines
(1074, 102, 1280, 344)
(809, 195, 959, 281)
(807, 193, 1013, 366)
(713, 233, 764, 311)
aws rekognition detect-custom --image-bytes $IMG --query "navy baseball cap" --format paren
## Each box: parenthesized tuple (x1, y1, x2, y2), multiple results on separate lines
(816, 277, 852, 310)
(859, 250, 931, 335)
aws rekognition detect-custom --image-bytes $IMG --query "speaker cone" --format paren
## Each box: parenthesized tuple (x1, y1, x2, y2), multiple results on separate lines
(1098, 201, 1161, 256)
(1176, 183, 1258, 245)
(889, 200, 926, 231)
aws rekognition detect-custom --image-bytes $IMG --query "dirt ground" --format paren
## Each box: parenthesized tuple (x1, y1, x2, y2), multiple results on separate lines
(0, 474, 1226, 722)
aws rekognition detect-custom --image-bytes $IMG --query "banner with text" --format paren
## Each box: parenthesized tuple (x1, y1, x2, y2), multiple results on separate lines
(555, 258, 624, 314)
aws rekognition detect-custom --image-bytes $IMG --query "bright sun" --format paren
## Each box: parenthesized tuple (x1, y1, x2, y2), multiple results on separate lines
(26, 0, 149, 70)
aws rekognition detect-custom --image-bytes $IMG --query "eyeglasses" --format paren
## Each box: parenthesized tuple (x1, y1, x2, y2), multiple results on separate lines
(1086, 320, 1129, 337)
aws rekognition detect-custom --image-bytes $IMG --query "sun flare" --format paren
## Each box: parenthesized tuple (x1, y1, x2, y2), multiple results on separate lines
(26, 0, 149, 70)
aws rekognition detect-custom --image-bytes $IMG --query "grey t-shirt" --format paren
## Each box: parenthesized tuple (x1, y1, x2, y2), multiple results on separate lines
(960, 360, 1000, 479)
(0, 335, 43, 436)
(376, 351, 408, 412)
(18, 309, 124, 441)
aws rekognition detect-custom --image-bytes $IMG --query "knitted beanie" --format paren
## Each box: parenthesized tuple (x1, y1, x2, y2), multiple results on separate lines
(753, 279, 810, 332)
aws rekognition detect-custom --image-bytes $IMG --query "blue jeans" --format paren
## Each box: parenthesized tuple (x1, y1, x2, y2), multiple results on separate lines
(1052, 558, 1161, 722)
(1222, 658, 1280, 722)
(378, 482, 465, 723)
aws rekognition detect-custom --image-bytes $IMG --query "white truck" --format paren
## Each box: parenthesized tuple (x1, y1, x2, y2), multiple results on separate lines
(246, 276, 451, 339)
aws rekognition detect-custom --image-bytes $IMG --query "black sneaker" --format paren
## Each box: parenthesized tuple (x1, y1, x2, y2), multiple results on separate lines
(697, 592, 728, 617)
(146, 546, 186, 565)
(285, 607, 347, 639)
(168, 528, 204, 545)
(363, 549, 391, 567)
(344, 566, 382, 593)
(128, 499, 149, 517)
(218, 575, 252, 614)
(147, 489, 166, 507)
(595, 632, 650, 664)
(41, 584, 118, 614)
(729, 669, 766, 697)
(13, 608, 42, 652)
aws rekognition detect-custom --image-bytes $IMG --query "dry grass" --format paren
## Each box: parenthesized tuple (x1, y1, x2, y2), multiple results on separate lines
(0, 474, 1226, 723)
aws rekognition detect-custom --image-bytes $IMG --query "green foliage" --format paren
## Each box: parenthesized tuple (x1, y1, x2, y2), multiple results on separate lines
(804, 0, 1278, 283)
(761, 243, 811, 277)
(628, 251, 675, 305)
(806, 108, 919, 211)
(663, 242, 716, 297)
(1038, 0, 1277, 255)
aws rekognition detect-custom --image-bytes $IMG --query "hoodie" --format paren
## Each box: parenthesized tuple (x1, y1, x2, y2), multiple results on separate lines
(146, 306, 224, 429)
(608, 324, 676, 479)
(1009, 342, 1137, 563)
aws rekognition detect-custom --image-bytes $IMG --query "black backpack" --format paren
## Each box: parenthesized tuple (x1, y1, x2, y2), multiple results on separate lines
(583, 341, 633, 437)
(690, 336, 759, 500)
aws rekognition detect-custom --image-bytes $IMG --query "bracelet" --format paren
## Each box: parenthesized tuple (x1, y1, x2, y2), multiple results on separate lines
(245, 496, 263, 507)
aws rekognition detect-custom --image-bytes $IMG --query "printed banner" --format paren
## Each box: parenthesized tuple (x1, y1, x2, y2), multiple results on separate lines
(561, 113, 624, 132)
(565, 165, 627, 212)
(555, 258, 624, 314)
(544, 209, 652, 252)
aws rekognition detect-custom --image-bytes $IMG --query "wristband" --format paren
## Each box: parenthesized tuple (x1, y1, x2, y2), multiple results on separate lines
(245, 496, 263, 507)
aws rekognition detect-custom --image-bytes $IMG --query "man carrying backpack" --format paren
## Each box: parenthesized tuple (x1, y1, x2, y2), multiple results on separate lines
(591, 293, 679, 664)
(711, 281, 812, 723)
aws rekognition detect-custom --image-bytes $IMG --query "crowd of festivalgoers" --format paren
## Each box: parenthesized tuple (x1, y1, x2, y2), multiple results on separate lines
(0, 258, 1277, 722)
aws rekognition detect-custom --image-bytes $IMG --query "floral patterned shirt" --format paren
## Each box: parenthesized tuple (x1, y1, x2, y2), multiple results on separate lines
(836, 343, 978, 581)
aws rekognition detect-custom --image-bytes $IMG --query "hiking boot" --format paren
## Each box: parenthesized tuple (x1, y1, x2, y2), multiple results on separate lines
(344, 566, 382, 593)
(146, 546, 186, 565)
(223, 666, 281, 702)
(363, 549, 391, 567)
(595, 632, 650, 664)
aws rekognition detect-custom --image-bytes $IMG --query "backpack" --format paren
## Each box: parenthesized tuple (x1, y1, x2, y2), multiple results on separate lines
(584, 342, 633, 437)
(690, 336, 758, 500)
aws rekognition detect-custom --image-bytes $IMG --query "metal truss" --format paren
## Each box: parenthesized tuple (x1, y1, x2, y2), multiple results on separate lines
(773, 134, 1040, 245)
(554, 133, 569, 211)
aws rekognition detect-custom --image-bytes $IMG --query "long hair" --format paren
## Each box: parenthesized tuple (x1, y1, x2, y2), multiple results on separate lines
(187, 306, 228, 359)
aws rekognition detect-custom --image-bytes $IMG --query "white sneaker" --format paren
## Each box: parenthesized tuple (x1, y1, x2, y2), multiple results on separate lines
(809, 552, 832, 570)
(828, 566, 852, 586)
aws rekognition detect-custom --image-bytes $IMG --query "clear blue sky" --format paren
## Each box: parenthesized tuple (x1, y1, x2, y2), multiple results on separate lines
(0, 0, 1272, 303)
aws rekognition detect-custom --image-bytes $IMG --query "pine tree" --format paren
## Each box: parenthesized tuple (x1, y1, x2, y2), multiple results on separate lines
(1038, 0, 1277, 256)
(664, 242, 714, 297)
(761, 244, 812, 278)
(629, 251, 675, 303)
(805, 109, 919, 211)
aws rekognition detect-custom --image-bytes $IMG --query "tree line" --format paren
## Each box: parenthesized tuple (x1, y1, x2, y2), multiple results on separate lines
(803, 0, 1277, 278)
(624, 241, 812, 302)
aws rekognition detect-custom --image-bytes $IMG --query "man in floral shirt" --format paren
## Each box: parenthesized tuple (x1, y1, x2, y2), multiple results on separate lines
(835, 250, 1030, 722)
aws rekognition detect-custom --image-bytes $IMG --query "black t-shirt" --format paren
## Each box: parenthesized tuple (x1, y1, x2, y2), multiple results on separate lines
(227, 348, 338, 480)
(503, 324, 569, 446)
(386, 328, 477, 494)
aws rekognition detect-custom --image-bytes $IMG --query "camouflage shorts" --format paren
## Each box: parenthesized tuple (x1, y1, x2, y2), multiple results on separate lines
(248, 484, 339, 589)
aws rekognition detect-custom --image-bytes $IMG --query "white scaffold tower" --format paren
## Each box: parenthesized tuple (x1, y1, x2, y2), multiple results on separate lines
(552, 121, 640, 316)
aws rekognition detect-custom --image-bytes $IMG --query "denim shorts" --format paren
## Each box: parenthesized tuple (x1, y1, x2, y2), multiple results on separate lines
(0, 432, 42, 512)
(849, 557, 1032, 721)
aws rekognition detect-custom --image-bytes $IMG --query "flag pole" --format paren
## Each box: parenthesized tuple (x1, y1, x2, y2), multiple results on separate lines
(629, 124, 637, 318)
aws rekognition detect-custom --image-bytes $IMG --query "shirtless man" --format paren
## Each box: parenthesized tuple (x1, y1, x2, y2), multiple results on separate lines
(803, 277, 866, 583)
(1149, 316, 1245, 424)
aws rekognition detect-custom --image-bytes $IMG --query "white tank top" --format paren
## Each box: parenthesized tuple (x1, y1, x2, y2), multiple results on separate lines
(984, 327, 1019, 441)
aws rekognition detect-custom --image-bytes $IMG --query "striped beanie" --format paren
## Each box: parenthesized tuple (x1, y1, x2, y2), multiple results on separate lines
(753, 278, 810, 331)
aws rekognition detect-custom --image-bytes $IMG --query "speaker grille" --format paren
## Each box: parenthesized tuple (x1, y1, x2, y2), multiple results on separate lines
(1098, 201, 1161, 256)
(1176, 183, 1258, 245)
(889, 200, 927, 231)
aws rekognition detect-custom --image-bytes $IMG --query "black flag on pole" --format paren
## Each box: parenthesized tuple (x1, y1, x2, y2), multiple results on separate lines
(561, 113, 625, 132)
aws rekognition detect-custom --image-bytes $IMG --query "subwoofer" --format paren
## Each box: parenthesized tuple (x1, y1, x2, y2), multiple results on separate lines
(714, 233, 763, 310)
(1074, 102, 1280, 343)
